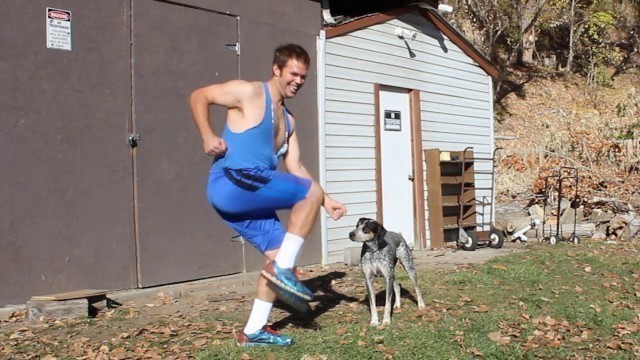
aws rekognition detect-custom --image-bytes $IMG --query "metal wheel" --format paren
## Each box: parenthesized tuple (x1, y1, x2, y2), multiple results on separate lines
(488, 228, 505, 249)
(461, 230, 478, 251)
(569, 234, 581, 244)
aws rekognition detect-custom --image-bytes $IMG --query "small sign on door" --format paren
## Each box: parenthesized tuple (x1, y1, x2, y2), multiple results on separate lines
(384, 110, 401, 131)
(46, 8, 72, 51)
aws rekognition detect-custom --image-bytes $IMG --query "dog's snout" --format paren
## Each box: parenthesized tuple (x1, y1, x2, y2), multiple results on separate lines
(349, 231, 355, 238)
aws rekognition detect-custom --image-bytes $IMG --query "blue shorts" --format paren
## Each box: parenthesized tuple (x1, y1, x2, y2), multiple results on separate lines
(207, 167, 312, 253)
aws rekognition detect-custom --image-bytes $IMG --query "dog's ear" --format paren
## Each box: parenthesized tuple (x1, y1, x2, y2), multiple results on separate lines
(375, 221, 387, 241)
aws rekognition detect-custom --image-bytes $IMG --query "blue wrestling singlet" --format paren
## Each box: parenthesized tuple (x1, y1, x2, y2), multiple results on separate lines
(206, 82, 312, 253)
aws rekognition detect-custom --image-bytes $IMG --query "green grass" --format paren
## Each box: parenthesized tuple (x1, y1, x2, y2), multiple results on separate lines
(195, 242, 640, 359)
(2, 241, 639, 359)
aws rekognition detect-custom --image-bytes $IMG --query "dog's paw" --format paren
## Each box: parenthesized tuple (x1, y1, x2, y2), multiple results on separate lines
(369, 320, 379, 327)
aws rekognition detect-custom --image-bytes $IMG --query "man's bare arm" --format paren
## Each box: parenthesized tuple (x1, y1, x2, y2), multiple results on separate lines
(189, 80, 253, 156)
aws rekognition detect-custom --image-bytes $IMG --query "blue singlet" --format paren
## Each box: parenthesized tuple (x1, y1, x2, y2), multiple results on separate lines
(206, 82, 312, 253)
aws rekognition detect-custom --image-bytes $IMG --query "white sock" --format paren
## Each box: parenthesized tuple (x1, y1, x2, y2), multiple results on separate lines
(243, 298, 273, 335)
(274, 232, 304, 269)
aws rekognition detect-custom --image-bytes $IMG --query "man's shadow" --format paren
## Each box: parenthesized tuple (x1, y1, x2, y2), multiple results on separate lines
(271, 271, 360, 330)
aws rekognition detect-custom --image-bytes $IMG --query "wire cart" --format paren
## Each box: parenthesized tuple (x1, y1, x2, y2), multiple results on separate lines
(456, 147, 506, 251)
(540, 166, 581, 245)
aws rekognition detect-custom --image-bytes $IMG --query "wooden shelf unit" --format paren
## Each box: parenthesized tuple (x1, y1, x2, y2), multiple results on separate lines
(425, 148, 478, 248)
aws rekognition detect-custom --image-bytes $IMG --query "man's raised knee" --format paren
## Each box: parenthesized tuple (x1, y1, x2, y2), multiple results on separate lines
(307, 181, 323, 205)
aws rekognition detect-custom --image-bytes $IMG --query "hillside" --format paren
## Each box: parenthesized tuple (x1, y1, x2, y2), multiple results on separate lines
(494, 70, 640, 211)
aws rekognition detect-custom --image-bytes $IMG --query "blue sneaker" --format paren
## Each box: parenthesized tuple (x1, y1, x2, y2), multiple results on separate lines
(261, 261, 315, 301)
(273, 286, 312, 314)
(236, 326, 294, 347)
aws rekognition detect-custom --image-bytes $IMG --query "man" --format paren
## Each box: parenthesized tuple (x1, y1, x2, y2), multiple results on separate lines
(189, 44, 347, 347)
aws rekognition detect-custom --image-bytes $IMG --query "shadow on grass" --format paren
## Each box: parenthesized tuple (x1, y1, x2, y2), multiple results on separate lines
(271, 271, 360, 330)
(374, 286, 423, 308)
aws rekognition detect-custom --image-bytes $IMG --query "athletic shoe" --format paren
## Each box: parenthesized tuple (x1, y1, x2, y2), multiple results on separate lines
(261, 261, 315, 301)
(273, 286, 312, 314)
(236, 326, 294, 347)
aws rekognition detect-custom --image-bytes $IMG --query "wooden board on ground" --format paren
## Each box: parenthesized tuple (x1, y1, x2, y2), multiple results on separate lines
(30, 289, 108, 301)
(27, 299, 89, 323)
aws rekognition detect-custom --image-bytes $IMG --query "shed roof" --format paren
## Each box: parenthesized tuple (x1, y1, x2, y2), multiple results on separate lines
(323, 5, 503, 80)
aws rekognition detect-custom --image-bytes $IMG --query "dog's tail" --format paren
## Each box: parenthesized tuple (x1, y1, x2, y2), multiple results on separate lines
(396, 242, 415, 270)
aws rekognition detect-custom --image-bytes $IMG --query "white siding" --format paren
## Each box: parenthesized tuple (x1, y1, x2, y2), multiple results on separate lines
(322, 13, 494, 263)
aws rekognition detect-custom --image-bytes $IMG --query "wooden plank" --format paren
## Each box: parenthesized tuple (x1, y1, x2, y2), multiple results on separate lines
(425, 148, 444, 248)
(30, 289, 108, 301)
(27, 299, 89, 323)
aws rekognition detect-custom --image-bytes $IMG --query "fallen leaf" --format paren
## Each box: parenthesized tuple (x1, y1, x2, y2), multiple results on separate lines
(301, 354, 328, 360)
(193, 338, 207, 347)
(472, 305, 491, 313)
(488, 332, 510, 345)
(607, 340, 621, 350)
(544, 316, 557, 326)
(336, 327, 348, 336)
(376, 344, 396, 357)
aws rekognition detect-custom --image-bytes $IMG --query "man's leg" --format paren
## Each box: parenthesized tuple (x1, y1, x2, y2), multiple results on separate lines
(243, 251, 277, 334)
(273, 181, 323, 268)
(238, 250, 295, 347)
(263, 181, 323, 300)
(212, 169, 322, 305)
(286, 181, 324, 238)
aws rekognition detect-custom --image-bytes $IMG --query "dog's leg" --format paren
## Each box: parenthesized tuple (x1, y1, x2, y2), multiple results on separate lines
(364, 272, 379, 326)
(397, 243, 426, 309)
(393, 280, 401, 309)
(382, 269, 394, 325)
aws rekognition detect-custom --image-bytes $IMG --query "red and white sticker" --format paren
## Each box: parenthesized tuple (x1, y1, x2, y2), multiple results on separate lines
(46, 7, 72, 51)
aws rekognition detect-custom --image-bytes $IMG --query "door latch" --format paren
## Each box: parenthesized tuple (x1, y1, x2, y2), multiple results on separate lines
(408, 174, 415, 181)
(225, 43, 240, 55)
(128, 133, 140, 148)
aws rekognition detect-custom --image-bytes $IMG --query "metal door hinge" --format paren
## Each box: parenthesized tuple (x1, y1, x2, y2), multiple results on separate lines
(128, 133, 140, 148)
(225, 42, 240, 55)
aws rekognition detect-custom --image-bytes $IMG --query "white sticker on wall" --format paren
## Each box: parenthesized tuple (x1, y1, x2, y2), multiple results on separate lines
(384, 110, 401, 131)
(46, 8, 72, 51)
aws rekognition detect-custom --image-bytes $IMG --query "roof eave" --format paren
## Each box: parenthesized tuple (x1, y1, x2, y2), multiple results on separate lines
(323, 5, 504, 81)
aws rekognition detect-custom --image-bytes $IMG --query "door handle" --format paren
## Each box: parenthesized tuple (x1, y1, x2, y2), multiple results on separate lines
(128, 133, 140, 148)
(408, 174, 415, 181)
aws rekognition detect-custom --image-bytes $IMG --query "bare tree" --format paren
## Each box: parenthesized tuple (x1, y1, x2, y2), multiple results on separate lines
(459, 0, 510, 62)
(514, 0, 548, 65)
(566, 0, 576, 72)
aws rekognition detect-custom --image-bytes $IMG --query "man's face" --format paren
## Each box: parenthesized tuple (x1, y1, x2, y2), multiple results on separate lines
(275, 59, 308, 98)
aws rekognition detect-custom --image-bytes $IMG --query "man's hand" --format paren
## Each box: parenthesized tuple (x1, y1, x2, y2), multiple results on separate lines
(203, 135, 227, 157)
(324, 195, 347, 220)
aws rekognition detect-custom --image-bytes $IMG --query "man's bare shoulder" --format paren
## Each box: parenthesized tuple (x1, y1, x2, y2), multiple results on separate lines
(225, 80, 263, 99)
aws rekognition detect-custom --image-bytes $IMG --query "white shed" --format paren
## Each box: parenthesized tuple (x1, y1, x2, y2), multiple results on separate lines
(316, 5, 502, 264)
